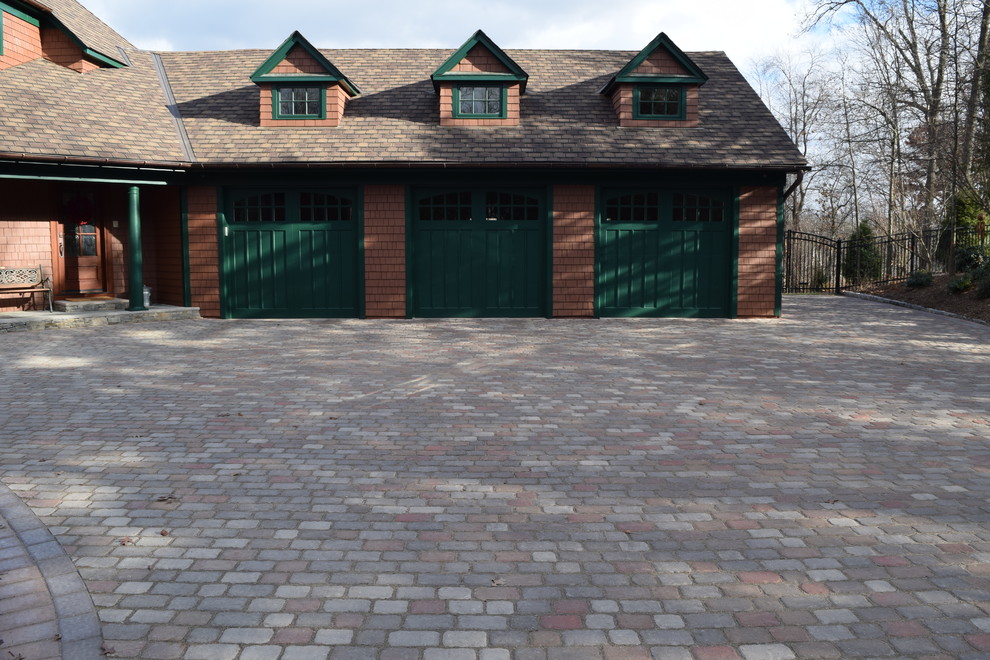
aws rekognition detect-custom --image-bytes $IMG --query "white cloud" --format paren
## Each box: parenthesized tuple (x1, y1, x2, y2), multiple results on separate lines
(84, 0, 826, 69)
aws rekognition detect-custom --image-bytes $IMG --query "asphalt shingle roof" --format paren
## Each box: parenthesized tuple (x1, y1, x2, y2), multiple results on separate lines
(159, 48, 806, 170)
(0, 52, 187, 164)
(0, 0, 804, 172)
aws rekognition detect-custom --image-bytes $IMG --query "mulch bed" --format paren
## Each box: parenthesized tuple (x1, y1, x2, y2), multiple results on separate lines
(859, 274, 990, 325)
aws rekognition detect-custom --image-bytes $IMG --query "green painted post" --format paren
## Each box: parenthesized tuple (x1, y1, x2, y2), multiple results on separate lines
(127, 185, 146, 311)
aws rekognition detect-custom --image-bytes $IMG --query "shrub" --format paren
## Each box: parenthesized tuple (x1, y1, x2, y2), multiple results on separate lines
(842, 222, 883, 286)
(810, 267, 830, 291)
(905, 270, 934, 289)
(948, 274, 973, 294)
(955, 244, 989, 273)
(976, 276, 990, 300)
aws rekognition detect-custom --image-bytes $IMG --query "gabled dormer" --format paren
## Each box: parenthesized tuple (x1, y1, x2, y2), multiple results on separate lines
(251, 31, 360, 128)
(0, 1, 43, 70)
(600, 33, 707, 128)
(2, 0, 128, 72)
(431, 30, 527, 127)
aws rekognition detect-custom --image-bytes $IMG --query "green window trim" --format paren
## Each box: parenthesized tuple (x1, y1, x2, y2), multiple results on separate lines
(272, 86, 326, 120)
(228, 189, 354, 224)
(632, 84, 687, 120)
(602, 188, 727, 224)
(0, 1, 41, 28)
(452, 84, 508, 119)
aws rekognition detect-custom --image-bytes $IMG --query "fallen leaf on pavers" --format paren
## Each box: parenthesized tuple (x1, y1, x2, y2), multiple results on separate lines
(119, 537, 134, 546)
(160, 529, 170, 536)
(9, 651, 25, 660)
(491, 577, 505, 586)
(156, 495, 179, 504)
(101, 644, 116, 656)
(54, 634, 61, 641)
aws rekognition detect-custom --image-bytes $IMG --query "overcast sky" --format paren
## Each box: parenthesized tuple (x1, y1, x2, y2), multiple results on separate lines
(83, 0, 831, 72)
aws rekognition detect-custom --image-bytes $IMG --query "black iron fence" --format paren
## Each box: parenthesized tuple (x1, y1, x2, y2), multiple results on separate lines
(783, 225, 989, 294)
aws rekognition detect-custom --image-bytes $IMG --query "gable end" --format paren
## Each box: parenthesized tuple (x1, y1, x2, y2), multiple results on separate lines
(601, 32, 707, 127)
(432, 30, 527, 127)
(251, 31, 360, 128)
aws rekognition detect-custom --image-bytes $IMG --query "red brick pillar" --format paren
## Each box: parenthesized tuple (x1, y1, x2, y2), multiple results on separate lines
(552, 185, 596, 317)
(186, 186, 221, 318)
(364, 185, 406, 318)
(737, 186, 780, 318)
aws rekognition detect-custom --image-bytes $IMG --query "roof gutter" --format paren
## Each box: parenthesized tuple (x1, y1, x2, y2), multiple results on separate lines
(186, 160, 808, 172)
(0, 152, 191, 169)
(12, 0, 51, 13)
(782, 169, 805, 201)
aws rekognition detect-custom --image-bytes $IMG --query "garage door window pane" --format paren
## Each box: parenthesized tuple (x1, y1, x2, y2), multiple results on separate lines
(604, 192, 660, 223)
(300, 193, 353, 222)
(419, 192, 472, 221)
(485, 191, 540, 221)
(672, 193, 725, 222)
(232, 193, 287, 223)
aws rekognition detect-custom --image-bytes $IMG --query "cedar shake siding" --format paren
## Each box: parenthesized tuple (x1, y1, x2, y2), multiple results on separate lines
(609, 83, 700, 127)
(438, 82, 521, 127)
(0, 182, 56, 312)
(187, 186, 221, 318)
(552, 185, 596, 318)
(41, 26, 99, 72)
(737, 186, 781, 318)
(364, 185, 406, 318)
(258, 83, 348, 127)
(0, 9, 43, 70)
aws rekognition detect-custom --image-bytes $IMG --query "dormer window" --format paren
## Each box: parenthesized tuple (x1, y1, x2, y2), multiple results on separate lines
(601, 33, 707, 128)
(274, 86, 324, 120)
(453, 85, 506, 118)
(634, 85, 685, 120)
(432, 30, 527, 127)
(250, 31, 360, 128)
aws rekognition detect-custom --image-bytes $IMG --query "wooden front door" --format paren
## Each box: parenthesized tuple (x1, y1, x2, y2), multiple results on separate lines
(61, 221, 104, 293)
(57, 192, 108, 295)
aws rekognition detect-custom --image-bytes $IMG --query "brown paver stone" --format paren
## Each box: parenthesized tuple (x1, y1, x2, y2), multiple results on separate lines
(1, 296, 989, 659)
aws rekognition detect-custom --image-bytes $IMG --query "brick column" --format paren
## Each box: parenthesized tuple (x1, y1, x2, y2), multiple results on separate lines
(737, 186, 780, 318)
(186, 186, 221, 318)
(552, 185, 596, 317)
(364, 185, 406, 318)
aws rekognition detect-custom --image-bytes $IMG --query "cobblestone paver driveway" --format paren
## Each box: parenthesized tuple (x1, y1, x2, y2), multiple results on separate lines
(2, 296, 989, 660)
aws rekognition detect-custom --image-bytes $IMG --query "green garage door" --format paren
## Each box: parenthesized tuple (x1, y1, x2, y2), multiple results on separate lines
(598, 189, 731, 317)
(224, 189, 359, 318)
(412, 189, 546, 317)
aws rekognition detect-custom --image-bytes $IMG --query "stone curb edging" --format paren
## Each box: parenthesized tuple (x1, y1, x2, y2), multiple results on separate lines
(842, 290, 990, 328)
(0, 482, 104, 660)
(0, 307, 201, 334)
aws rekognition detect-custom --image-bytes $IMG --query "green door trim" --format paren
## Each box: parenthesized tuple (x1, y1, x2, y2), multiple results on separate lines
(218, 186, 229, 319)
(220, 186, 361, 319)
(405, 184, 414, 319)
(544, 185, 554, 319)
(410, 186, 548, 317)
(730, 187, 740, 319)
(596, 186, 734, 318)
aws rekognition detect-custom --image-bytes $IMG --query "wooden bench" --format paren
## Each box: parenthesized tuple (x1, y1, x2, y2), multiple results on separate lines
(0, 265, 53, 312)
